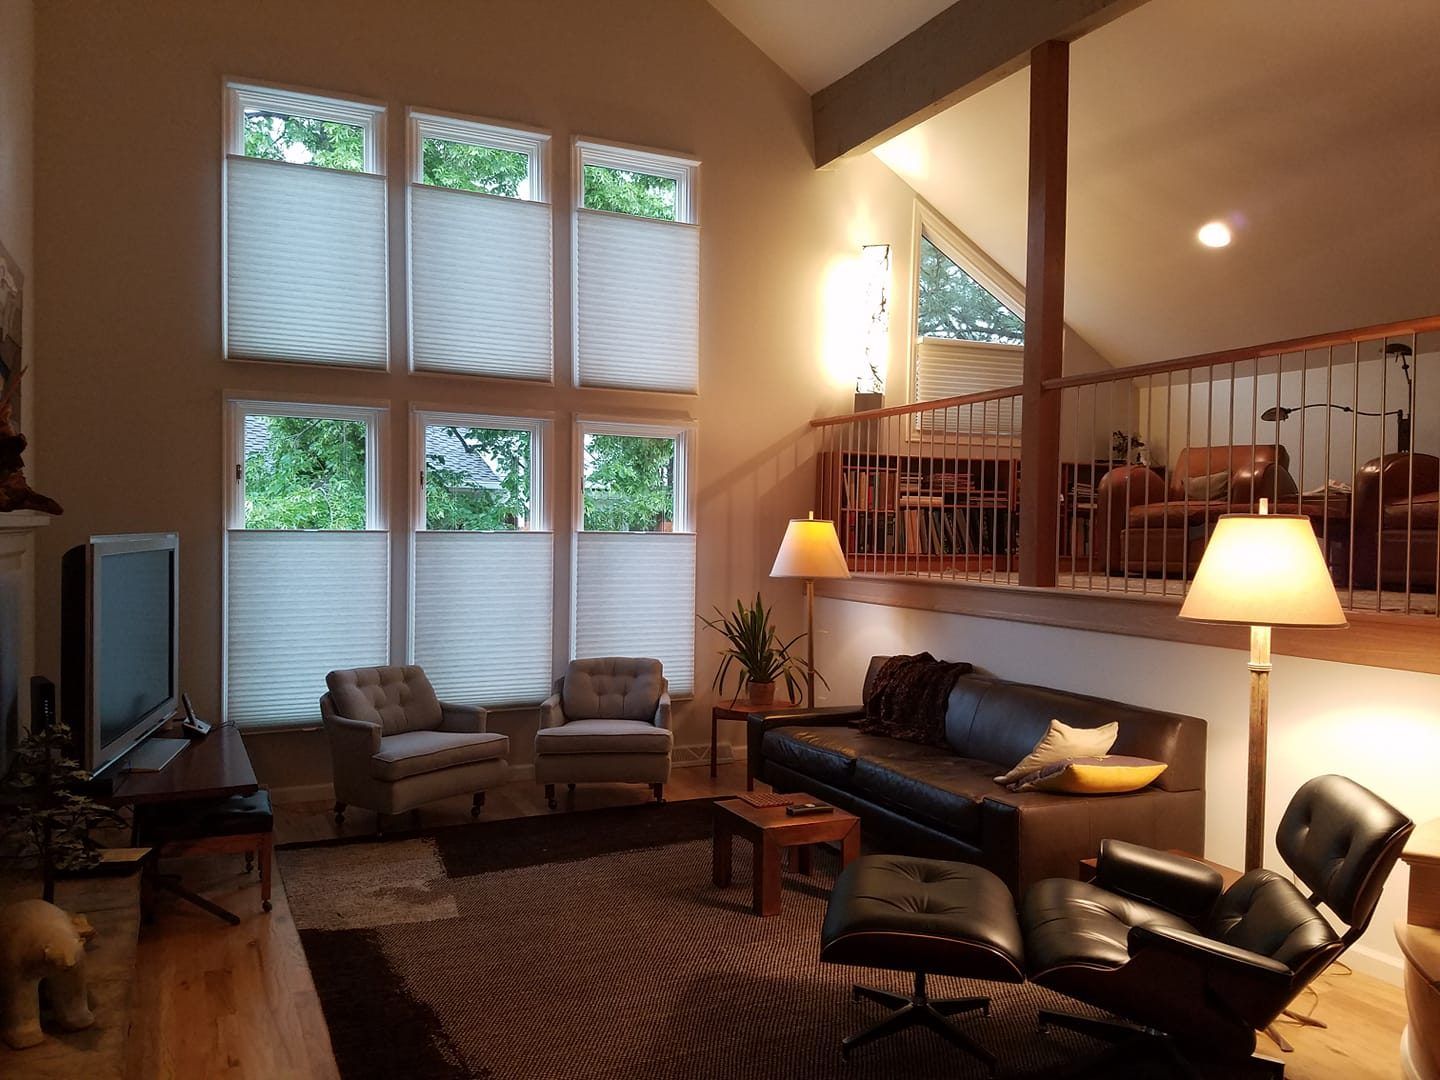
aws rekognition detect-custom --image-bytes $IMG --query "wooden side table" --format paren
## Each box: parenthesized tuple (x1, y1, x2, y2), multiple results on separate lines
(710, 700, 796, 789)
(712, 798, 860, 916)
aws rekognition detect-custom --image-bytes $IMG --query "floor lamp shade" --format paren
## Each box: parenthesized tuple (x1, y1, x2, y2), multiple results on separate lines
(1178, 514, 1346, 628)
(1177, 511, 1345, 872)
(770, 514, 850, 708)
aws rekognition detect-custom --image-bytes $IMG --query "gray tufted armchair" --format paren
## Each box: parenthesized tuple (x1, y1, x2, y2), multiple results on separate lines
(321, 666, 510, 829)
(535, 657, 673, 809)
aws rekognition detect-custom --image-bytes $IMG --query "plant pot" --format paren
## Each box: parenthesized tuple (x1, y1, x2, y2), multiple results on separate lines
(747, 681, 776, 707)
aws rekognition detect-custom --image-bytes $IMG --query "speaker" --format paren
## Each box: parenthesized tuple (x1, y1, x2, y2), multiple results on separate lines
(30, 675, 56, 731)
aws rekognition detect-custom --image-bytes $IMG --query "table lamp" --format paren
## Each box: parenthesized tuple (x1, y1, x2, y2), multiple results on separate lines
(770, 512, 851, 707)
(1178, 499, 1346, 870)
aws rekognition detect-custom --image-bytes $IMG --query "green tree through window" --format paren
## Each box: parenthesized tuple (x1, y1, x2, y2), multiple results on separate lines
(582, 165, 676, 220)
(421, 137, 529, 196)
(582, 434, 675, 531)
(917, 235, 1024, 345)
(424, 426, 531, 530)
(243, 112, 365, 171)
(244, 415, 368, 529)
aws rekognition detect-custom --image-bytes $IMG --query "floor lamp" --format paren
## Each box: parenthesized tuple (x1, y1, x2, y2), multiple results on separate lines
(770, 512, 852, 707)
(1178, 500, 1346, 871)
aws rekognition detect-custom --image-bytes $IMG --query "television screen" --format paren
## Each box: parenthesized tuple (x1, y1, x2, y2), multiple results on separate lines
(95, 548, 175, 752)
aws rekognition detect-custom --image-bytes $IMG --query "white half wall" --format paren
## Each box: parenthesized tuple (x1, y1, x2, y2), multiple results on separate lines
(813, 594, 1440, 983)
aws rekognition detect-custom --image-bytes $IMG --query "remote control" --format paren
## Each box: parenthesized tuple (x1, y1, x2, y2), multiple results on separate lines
(785, 802, 833, 817)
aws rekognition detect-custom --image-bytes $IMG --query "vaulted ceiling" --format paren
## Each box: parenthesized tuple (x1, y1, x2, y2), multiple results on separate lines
(710, 0, 1440, 368)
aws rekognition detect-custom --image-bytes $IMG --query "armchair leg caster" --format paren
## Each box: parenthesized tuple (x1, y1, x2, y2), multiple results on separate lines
(545, 784, 557, 810)
(652, 783, 665, 804)
(262, 900, 272, 912)
(333, 801, 346, 824)
(471, 792, 485, 818)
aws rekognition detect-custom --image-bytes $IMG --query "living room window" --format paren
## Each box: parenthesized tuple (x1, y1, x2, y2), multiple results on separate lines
(411, 412, 554, 706)
(224, 82, 389, 368)
(573, 140, 699, 393)
(408, 113, 553, 381)
(913, 222, 1026, 434)
(224, 398, 390, 728)
(572, 419, 696, 695)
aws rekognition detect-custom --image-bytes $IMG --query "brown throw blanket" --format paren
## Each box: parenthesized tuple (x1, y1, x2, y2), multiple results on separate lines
(858, 653, 972, 747)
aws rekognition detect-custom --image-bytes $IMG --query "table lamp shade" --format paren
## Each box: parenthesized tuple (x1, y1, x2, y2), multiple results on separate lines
(1178, 513, 1346, 628)
(770, 516, 851, 580)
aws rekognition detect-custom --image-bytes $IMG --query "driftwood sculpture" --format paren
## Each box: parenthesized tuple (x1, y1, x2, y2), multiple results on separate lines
(0, 899, 95, 1049)
(0, 367, 61, 516)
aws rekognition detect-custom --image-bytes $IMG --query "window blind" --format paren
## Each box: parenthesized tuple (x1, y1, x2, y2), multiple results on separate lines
(226, 530, 389, 726)
(575, 209, 698, 393)
(412, 531, 554, 706)
(914, 339, 1024, 434)
(410, 186, 553, 380)
(573, 532, 695, 695)
(225, 155, 389, 367)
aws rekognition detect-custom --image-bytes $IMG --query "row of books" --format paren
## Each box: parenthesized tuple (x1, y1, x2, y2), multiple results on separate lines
(844, 507, 1015, 556)
(841, 470, 898, 509)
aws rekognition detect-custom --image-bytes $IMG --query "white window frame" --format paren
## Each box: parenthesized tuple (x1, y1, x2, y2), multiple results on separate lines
(574, 418, 696, 534)
(409, 110, 549, 201)
(226, 81, 386, 174)
(574, 138, 700, 225)
(224, 396, 389, 531)
(412, 408, 550, 532)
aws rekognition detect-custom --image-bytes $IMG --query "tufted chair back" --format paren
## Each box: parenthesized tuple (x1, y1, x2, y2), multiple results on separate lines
(560, 658, 665, 723)
(1275, 773, 1412, 928)
(325, 666, 443, 736)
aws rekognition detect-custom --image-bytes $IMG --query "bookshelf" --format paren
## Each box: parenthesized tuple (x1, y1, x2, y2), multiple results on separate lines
(816, 450, 1020, 572)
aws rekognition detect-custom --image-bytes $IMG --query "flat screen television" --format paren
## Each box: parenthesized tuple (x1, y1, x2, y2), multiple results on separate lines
(61, 533, 180, 778)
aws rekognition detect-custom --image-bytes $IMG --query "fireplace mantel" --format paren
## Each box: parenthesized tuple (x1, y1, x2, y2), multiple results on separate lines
(0, 510, 53, 531)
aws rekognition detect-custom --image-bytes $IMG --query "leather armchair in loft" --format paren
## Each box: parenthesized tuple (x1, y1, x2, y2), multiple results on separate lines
(1092, 445, 1299, 577)
(1351, 451, 1440, 590)
(1023, 774, 1414, 1070)
(321, 666, 510, 826)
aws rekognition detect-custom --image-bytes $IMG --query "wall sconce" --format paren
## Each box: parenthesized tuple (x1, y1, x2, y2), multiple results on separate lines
(856, 243, 890, 412)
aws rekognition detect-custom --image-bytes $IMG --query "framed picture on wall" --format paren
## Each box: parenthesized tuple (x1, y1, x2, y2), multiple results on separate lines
(0, 238, 22, 431)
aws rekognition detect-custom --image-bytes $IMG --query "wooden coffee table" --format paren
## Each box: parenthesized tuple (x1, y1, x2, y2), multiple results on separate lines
(712, 797, 860, 916)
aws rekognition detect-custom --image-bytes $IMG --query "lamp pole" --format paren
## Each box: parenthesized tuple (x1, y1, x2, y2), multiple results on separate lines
(1245, 620, 1271, 871)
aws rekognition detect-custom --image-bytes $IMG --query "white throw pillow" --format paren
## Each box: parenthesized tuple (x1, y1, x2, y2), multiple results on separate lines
(994, 719, 1120, 785)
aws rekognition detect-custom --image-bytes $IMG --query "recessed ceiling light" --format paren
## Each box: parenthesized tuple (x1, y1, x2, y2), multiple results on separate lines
(1197, 221, 1232, 248)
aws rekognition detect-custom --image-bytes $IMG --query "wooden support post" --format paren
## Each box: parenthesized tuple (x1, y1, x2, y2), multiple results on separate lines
(1018, 40, 1069, 588)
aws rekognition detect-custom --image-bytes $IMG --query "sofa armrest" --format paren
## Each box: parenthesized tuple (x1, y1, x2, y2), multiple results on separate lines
(1095, 838, 1223, 923)
(654, 691, 672, 730)
(1092, 465, 1168, 573)
(322, 711, 382, 760)
(539, 693, 565, 730)
(746, 706, 863, 784)
(438, 701, 487, 734)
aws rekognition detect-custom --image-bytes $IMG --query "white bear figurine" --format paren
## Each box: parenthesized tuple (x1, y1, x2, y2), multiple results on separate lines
(0, 899, 95, 1049)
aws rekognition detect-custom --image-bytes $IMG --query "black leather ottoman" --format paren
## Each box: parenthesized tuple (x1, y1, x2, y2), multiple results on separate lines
(820, 854, 1025, 1075)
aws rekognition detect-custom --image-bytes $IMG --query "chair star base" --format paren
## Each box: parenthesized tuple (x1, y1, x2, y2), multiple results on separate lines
(842, 972, 994, 1074)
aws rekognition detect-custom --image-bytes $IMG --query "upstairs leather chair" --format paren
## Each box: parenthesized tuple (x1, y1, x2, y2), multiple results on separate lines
(1351, 451, 1440, 591)
(1021, 774, 1413, 1072)
(535, 658, 673, 809)
(321, 666, 509, 829)
(1093, 445, 1299, 578)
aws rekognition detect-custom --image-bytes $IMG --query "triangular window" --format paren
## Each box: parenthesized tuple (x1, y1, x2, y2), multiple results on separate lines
(917, 235, 1025, 345)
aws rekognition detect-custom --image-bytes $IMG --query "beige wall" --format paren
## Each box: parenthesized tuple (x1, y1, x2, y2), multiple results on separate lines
(815, 596, 1440, 982)
(32, 0, 922, 787)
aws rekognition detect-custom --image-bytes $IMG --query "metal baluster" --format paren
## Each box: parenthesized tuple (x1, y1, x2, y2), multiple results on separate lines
(1405, 331, 1417, 614)
(1348, 343, 1360, 609)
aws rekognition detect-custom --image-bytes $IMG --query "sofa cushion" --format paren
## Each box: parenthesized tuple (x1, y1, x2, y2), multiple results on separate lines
(1383, 490, 1439, 530)
(371, 730, 509, 782)
(536, 718, 673, 755)
(562, 658, 664, 721)
(762, 725, 939, 787)
(328, 666, 443, 736)
(851, 753, 1004, 840)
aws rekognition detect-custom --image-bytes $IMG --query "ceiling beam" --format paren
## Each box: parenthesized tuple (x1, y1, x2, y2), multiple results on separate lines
(811, 0, 1148, 167)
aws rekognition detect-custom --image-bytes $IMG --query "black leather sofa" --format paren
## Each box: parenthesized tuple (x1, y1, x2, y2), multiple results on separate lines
(748, 657, 1207, 896)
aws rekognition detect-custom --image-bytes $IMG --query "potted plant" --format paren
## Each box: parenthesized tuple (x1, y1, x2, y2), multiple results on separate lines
(0, 723, 125, 903)
(698, 594, 821, 706)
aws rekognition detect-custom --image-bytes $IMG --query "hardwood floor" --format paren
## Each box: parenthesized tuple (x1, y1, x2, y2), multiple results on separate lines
(126, 763, 1409, 1079)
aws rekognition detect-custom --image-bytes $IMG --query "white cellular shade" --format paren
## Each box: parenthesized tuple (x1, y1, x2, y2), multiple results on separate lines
(410, 186, 553, 380)
(575, 209, 699, 393)
(412, 531, 554, 706)
(226, 531, 389, 726)
(914, 339, 1024, 434)
(226, 156, 389, 367)
(574, 532, 695, 695)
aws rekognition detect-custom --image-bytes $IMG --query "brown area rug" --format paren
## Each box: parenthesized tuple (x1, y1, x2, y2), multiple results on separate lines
(276, 800, 1186, 1079)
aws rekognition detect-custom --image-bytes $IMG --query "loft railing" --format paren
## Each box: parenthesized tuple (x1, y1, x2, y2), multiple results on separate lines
(811, 314, 1440, 618)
